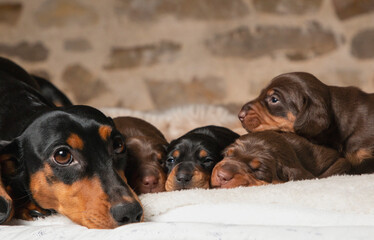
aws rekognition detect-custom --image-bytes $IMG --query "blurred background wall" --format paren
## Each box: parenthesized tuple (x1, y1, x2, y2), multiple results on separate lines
(0, 0, 373, 113)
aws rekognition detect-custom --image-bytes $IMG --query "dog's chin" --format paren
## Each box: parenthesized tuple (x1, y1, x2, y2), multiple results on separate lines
(166, 180, 210, 191)
(242, 117, 261, 132)
(137, 183, 166, 194)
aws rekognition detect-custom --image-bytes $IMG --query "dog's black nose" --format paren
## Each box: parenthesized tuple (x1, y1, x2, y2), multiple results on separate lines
(110, 202, 143, 225)
(176, 172, 192, 184)
(0, 196, 12, 224)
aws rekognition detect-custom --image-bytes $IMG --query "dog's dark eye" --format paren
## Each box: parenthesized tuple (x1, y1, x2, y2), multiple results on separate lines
(113, 136, 125, 154)
(202, 158, 214, 167)
(53, 148, 73, 165)
(166, 157, 175, 164)
(270, 97, 279, 104)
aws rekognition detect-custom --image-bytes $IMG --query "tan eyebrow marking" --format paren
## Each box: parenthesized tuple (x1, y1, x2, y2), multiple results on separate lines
(267, 89, 275, 96)
(66, 133, 84, 150)
(172, 150, 180, 158)
(99, 125, 112, 141)
(199, 149, 208, 158)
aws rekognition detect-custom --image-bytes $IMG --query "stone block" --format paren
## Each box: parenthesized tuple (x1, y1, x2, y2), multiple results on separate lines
(0, 3, 22, 26)
(35, 0, 98, 28)
(206, 21, 339, 61)
(0, 41, 48, 62)
(253, 0, 322, 15)
(62, 64, 108, 103)
(351, 29, 374, 59)
(104, 40, 181, 70)
(64, 38, 92, 52)
(115, 0, 249, 21)
(146, 76, 225, 109)
(333, 0, 374, 20)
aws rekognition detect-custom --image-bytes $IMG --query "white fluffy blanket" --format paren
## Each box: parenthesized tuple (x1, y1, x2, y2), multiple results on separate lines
(3, 175, 374, 239)
(1, 106, 374, 239)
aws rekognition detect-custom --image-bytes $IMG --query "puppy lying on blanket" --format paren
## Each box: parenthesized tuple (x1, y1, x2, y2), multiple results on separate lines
(211, 131, 351, 188)
(0, 57, 142, 228)
(238, 72, 374, 174)
(165, 126, 239, 191)
(113, 116, 168, 194)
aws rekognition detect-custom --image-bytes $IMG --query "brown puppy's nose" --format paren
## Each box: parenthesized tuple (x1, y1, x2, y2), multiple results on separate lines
(238, 109, 247, 122)
(142, 175, 159, 189)
(110, 202, 143, 225)
(215, 168, 234, 185)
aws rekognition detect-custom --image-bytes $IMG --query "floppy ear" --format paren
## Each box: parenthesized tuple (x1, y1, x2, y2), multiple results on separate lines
(293, 93, 331, 137)
(0, 139, 22, 164)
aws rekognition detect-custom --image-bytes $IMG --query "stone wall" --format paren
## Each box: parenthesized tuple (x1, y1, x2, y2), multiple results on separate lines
(0, 0, 374, 113)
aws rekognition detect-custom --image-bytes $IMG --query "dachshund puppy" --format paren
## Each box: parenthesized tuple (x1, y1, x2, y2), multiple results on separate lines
(238, 72, 374, 173)
(165, 126, 239, 191)
(211, 131, 351, 188)
(113, 116, 168, 194)
(0, 57, 142, 228)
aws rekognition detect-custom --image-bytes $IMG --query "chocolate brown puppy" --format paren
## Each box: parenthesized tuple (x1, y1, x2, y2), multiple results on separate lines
(113, 116, 168, 194)
(165, 125, 239, 191)
(211, 131, 351, 188)
(238, 72, 374, 174)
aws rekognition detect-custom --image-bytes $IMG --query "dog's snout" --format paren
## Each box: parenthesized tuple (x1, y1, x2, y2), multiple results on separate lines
(176, 171, 192, 184)
(142, 175, 159, 188)
(216, 168, 234, 185)
(110, 201, 143, 225)
(238, 104, 251, 122)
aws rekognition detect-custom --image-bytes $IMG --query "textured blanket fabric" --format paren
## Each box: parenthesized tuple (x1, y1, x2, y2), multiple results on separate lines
(3, 174, 374, 239)
(1, 106, 374, 239)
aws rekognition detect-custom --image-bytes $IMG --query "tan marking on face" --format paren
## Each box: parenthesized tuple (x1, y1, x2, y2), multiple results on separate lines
(172, 150, 180, 158)
(266, 89, 275, 96)
(346, 148, 373, 166)
(165, 166, 178, 192)
(29, 164, 143, 228)
(225, 147, 235, 157)
(191, 169, 210, 189)
(199, 150, 208, 158)
(245, 102, 296, 132)
(155, 152, 162, 160)
(116, 169, 127, 183)
(249, 158, 261, 170)
(122, 196, 135, 203)
(54, 101, 63, 107)
(66, 133, 84, 150)
(99, 125, 112, 141)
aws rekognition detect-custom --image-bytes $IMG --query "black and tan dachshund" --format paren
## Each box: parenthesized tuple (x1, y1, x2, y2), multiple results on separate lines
(0, 57, 143, 228)
(164, 125, 239, 191)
